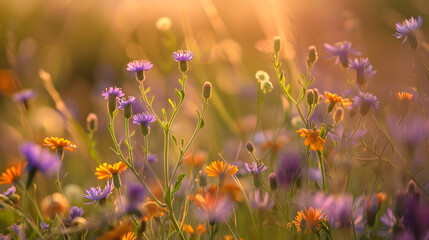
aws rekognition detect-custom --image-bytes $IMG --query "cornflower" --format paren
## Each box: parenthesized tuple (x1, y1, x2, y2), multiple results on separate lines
(324, 41, 361, 68)
(296, 128, 325, 151)
(173, 50, 193, 73)
(183, 151, 206, 168)
(291, 207, 327, 233)
(394, 16, 423, 49)
(126, 60, 153, 81)
(21, 143, 60, 184)
(353, 91, 379, 116)
(118, 96, 136, 118)
(43, 137, 76, 152)
(101, 87, 125, 114)
(133, 113, 156, 136)
(83, 180, 114, 205)
(249, 189, 273, 210)
(348, 58, 377, 86)
(69, 206, 84, 221)
(324, 91, 352, 113)
(0, 163, 25, 185)
(244, 162, 268, 174)
(276, 155, 300, 186)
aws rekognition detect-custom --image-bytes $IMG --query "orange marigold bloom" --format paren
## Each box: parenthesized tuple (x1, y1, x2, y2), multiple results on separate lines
(0, 163, 25, 185)
(183, 151, 207, 167)
(196, 223, 207, 234)
(43, 137, 76, 152)
(291, 207, 327, 233)
(139, 201, 168, 221)
(296, 128, 325, 151)
(121, 232, 136, 240)
(183, 224, 194, 235)
(206, 161, 238, 177)
(324, 92, 352, 108)
(95, 162, 127, 180)
(396, 92, 413, 101)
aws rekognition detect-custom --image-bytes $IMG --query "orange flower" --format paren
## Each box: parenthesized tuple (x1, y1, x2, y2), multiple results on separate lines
(95, 162, 127, 180)
(43, 137, 76, 152)
(396, 92, 413, 101)
(324, 92, 352, 108)
(291, 207, 327, 233)
(183, 151, 207, 168)
(183, 224, 194, 235)
(224, 236, 245, 240)
(189, 190, 231, 222)
(139, 201, 168, 221)
(206, 161, 238, 177)
(296, 128, 325, 151)
(0, 163, 25, 185)
(183, 223, 208, 235)
(196, 223, 207, 234)
(97, 221, 134, 240)
(41, 193, 70, 220)
(121, 232, 136, 240)
(396, 91, 413, 113)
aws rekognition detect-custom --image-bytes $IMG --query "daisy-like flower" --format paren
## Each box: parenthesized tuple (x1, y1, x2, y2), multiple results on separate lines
(121, 232, 136, 240)
(394, 16, 423, 49)
(173, 50, 194, 73)
(255, 70, 270, 81)
(21, 142, 60, 178)
(101, 87, 125, 100)
(12, 89, 36, 109)
(133, 113, 156, 136)
(95, 162, 127, 180)
(0, 163, 25, 185)
(353, 91, 379, 116)
(244, 162, 268, 174)
(396, 91, 413, 115)
(324, 91, 352, 112)
(139, 201, 168, 221)
(291, 207, 327, 233)
(206, 161, 238, 177)
(43, 137, 76, 152)
(324, 41, 361, 68)
(118, 96, 136, 119)
(348, 58, 377, 86)
(83, 180, 114, 205)
(183, 224, 194, 235)
(190, 191, 232, 223)
(69, 206, 84, 221)
(126, 60, 153, 81)
(296, 128, 326, 151)
(183, 223, 208, 235)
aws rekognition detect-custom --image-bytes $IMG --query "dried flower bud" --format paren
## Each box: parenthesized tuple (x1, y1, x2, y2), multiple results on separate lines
(86, 113, 98, 132)
(269, 173, 277, 191)
(108, 95, 117, 115)
(408, 180, 416, 195)
(306, 89, 315, 105)
(198, 170, 207, 187)
(245, 141, 255, 153)
(306, 45, 318, 68)
(333, 107, 344, 124)
(273, 36, 281, 53)
(202, 82, 212, 100)
(260, 80, 273, 94)
(41, 193, 70, 220)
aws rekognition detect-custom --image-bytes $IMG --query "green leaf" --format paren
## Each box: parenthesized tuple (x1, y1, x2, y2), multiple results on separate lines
(172, 173, 187, 196)
(162, 108, 168, 121)
(149, 96, 154, 105)
(199, 119, 205, 129)
(175, 88, 181, 98)
(181, 90, 185, 99)
(172, 135, 178, 147)
(130, 130, 136, 137)
(180, 138, 184, 147)
(0, 209, 18, 227)
(168, 98, 176, 109)
(145, 86, 151, 93)
(195, 109, 201, 118)
(178, 79, 183, 85)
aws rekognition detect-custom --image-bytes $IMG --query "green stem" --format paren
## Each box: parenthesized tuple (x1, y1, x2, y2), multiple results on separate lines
(125, 118, 133, 166)
(317, 150, 328, 193)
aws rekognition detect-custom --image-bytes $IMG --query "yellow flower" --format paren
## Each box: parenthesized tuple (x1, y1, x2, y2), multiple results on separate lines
(95, 162, 127, 180)
(121, 232, 136, 240)
(206, 161, 238, 177)
(43, 137, 76, 152)
(183, 224, 194, 235)
(0, 163, 25, 185)
(139, 201, 168, 221)
(291, 207, 327, 233)
(183, 223, 207, 235)
(296, 128, 325, 151)
(324, 92, 352, 108)
(396, 91, 413, 114)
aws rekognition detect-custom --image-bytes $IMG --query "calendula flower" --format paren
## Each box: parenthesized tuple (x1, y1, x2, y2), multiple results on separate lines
(0, 163, 25, 185)
(183, 151, 207, 167)
(95, 162, 127, 180)
(121, 232, 136, 240)
(291, 207, 327, 233)
(43, 137, 76, 152)
(296, 128, 326, 151)
(224, 236, 245, 240)
(41, 193, 70, 220)
(190, 190, 232, 223)
(324, 92, 352, 112)
(183, 224, 194, 235)
(196, 223, 207, 234)
(206, 161, 238, 177)
(139, 201, 168, 221)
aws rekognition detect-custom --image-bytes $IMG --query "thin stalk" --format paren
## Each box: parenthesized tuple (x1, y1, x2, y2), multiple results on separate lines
(125, 118, 133, 166)
(317, 150, 328, 193)
(350, 115, 363, 140)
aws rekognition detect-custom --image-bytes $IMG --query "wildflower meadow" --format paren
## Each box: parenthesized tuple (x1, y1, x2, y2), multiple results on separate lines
(1, 1, 429, 239)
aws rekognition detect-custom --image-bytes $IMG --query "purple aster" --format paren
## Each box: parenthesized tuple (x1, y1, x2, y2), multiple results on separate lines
(147, 154, 158, 163)
(379, 208, 400, 237)
(127, 60, 153, 81)
(353, 91, 379, 116)
(12, 89, 36, 103)
(349, 58, 377, 85)
(83, 180, 114, 205)
(69, 206, 84, 221)
(173, 50, 194, 62)
(249, 189, 273, 210)
(117, 96, 136, 109)
(394, 16, 423, 44)
(21, 143, 60, 177)
(244, 162, 268, 174)
(324, 41, 361, 68)
(132, 113, 156, 127)
(126, 182, 146, 213)
(40, 222, 50, 231)
(3, 186, 16, 196)
(276, 155, 300, 186)
(101, 87, 125, 100)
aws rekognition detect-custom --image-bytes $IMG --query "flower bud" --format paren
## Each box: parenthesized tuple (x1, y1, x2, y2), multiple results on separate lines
(306, 89, 315, 105)
(136, 71, 145, 81)
(333, 107, 344, 124)
(202, 82, 212, 100)
(179, 61, 189, 73)
(252, 175, 262, 188)
(108, 95, 117, 115)
(269, 173, 277, 191)
(86, 113, 98, 132)
(198, 170, 207, 187)
(124, 104, 132, 119)
(41, 193, 70, 220)
(359, 101, 371, 116)
(245, 141, 255, 153)
(260, 80, 273, 94)
(306, 45, 318, 68)
(140, 123, 150, 136)
(273, 36, 281, 53)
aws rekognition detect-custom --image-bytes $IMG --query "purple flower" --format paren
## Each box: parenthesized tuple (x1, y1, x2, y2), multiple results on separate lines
(83, 181, 114, 205)
(349, 58, 377, 85)
(101, 87, 125, 100)
(394, 16, 423, 44)
(3, 186, 16, 196)
(330, 124, 367, 146)
(126, 60, 153, 73)
(12, 89, 36, 103)
(276, 155, 300, 186)
(324, 41, 361, 68)
(173, 50, 194, 62)
(21, 143, 60, 177)
(353, 92, 379, 116)
(244, 162, 268, 174)
(132, 113, 156, 127)
(126, 182, 146, 212)
(69, 206, 84, 221)
(118, 96, 136, 109)
(40, 222, 50, 230)
(379, 208, 400, 237)
(147, 154, 158, 163)
(249, 189, 273, 210)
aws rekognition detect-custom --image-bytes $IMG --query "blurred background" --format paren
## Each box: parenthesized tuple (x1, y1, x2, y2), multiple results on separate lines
(0, 0, 428, 206)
